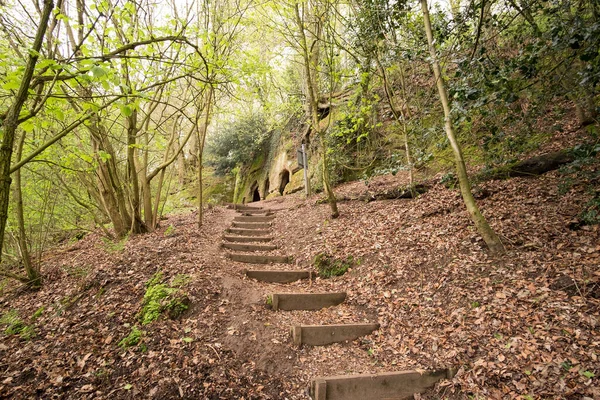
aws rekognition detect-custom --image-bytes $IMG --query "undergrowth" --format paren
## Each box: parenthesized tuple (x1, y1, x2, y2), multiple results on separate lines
(313, 253, 354, 278)
(139, 271, 190, 325)
(0, 310, 35, 340)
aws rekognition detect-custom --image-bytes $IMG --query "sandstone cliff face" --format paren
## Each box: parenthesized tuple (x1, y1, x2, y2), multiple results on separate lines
(233, 130, 308, 204)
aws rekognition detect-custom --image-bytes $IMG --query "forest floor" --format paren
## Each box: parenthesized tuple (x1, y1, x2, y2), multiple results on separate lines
(1, 138, 599, 399)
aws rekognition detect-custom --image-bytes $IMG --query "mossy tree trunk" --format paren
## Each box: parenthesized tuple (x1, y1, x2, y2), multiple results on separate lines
(420, 0, 505, 254)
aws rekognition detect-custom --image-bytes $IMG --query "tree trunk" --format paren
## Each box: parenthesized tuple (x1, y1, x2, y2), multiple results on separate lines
(197, 85, 214, 228)
(420, 0, 505, 254)
(15, 134, 41, 287)
(294, 2, 339, 218)
(0, 0, 54, 264)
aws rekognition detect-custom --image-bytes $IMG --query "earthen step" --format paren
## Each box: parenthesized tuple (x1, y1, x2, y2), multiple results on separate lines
(232, 221, 271, 229)
(245, 269, 311, 283)
(234, 215, 275, 223)
(223, 235, 273, 243)
(222, 242, 278, 252)
(227, 228, 271, 236)
(227, 253, 291, 264)
(271, 292, 346, 311)
(310, 369, 455, 400)
(291, 323, 379, 346)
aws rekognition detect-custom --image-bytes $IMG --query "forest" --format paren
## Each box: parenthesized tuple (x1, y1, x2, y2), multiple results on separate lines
(0, 0, 599, 398)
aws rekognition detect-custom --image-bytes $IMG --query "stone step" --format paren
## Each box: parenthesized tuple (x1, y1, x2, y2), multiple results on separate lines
(232, 221, 271, 229)
(227, 228, 271, 236)
(225, 203, 262, 211)
(309, 369, 455, 400)
(222, 242, 278, 252)
(223, 235, 273, 243)
(234, 215, 275, 223)
(227, 253, 291, 264)
(245, 269, 311, 283)
(271, 292, 346, 311)
(291, 323, 379, 346)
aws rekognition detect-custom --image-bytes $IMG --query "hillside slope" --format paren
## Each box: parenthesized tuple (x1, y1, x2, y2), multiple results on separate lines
(0, 163, 599, 399)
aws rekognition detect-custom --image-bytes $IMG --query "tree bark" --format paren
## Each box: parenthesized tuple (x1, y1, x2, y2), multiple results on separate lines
(294, 1, 338, 218)
(420, 0, 505, 254)
(0, 0, 54, 263)
(15, 134, 41, 287)
(197, 85, 214, 228)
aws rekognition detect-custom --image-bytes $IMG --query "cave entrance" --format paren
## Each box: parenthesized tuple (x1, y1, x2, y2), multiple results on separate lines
(279, 170, 290, 195)
(264, 178, 270, 197)
(252, 186, 261, 202)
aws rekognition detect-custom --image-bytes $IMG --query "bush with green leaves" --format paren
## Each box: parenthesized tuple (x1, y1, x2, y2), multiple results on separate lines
(206, 113, 271, 175)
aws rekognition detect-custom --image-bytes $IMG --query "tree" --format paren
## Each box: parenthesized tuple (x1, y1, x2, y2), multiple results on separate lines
(0, 0, 55, 273)
(292, 0, 339, 218)
(420, 0, 505, 254)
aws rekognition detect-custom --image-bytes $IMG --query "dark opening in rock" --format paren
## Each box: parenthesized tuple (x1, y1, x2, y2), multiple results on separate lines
(264, 178, 270, 197)
(279, 170, 290, 195)
(252, 186, 261, 202)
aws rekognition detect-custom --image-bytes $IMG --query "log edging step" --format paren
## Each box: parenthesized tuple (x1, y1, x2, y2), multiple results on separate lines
(233, 216, 275, 223)
(222, 242, 278, 252)
(291, 323, 379, 346)
(245, 269, 311, 283)
(223, 235, 273, 243)
(227, 228, 271, 236)
(309, 369, 456, 400)
(227, 253, 291, 264)
(272, 292, 346, 311)
(232, 222, 272, 229)
(239, 210, 274, 215)
(225, 203, 262, 211)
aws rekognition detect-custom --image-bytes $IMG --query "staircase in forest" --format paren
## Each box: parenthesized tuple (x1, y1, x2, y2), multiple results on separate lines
(222, 203, 454, 399)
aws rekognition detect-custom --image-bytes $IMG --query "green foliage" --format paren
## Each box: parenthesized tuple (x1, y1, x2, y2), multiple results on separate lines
(313, 253, 354, 278)
(164, 224, 176, 237)
(440, 172, 457, 189)
(118, 325, 144, 349)
(206, 113, 271, 175)
(31, 306, 45, 322)
(0, 310, 35, 340)
(102, 236, 128, 253)
(558, 141, 600, 225)
(139, 271, 190, 325)
(579, 194, 600, 226)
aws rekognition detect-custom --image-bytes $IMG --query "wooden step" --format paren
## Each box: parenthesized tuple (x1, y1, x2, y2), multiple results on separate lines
(222, 242, 278, 252)
(225, 203, 262, 210)
(310, 369, 455, 400)
(234, 215, 275, 223)
(227, 253, 291, 264)
(232, 221, 271, 229)
(245, 269, 311, 283)
(223, 235, 273, 243)
(227, 228, 271, 236)
(239, 210, 274, 216)
(291, 323, 379, 346)
(271, 292, 346, 311)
